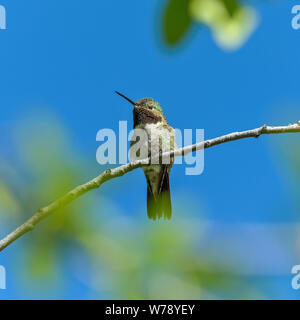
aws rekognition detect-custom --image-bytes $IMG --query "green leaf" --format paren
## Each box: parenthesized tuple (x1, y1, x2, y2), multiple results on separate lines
(222, 0, 240, 17)
(162, 0, 193, 46)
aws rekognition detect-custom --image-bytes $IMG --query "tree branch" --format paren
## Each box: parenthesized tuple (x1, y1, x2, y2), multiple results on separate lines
(1, 122, 300, 252)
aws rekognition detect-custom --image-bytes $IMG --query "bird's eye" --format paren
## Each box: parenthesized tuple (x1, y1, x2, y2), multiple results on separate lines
(149, 106, 153, 110)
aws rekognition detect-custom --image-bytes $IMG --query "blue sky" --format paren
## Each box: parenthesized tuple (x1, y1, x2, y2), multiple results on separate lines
(0, 1, 300, 299)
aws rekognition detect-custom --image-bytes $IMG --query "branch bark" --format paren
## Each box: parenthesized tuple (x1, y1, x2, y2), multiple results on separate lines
(1, 122, 300, 252)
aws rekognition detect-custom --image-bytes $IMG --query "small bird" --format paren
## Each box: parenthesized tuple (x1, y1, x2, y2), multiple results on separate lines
(116, 91, 176, 220)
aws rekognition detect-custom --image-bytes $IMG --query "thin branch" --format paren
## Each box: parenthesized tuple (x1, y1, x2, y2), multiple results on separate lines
(1, 122, 300, 252)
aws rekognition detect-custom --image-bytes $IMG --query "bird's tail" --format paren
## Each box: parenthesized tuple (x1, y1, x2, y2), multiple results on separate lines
(146, 168, 172, 220)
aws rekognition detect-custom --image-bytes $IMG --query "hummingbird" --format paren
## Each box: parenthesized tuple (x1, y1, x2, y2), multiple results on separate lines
(115, 91, 176, 220)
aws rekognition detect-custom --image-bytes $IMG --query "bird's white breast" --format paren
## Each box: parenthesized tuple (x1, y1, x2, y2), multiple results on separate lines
(130, 123, 175, 161)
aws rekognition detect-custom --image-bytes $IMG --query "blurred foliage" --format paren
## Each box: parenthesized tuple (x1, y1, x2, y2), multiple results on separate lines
(163, 0, 193, 46)
(162, 0, 258, 50)
(0, 114, 259, 299)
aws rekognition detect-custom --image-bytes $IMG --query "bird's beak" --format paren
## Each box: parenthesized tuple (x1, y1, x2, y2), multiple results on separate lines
(115, 91, 136, 107)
